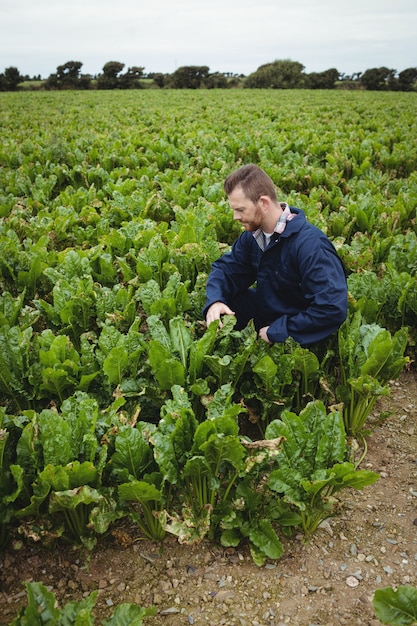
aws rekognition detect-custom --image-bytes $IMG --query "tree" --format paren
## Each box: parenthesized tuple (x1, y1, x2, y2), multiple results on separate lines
(205, 72, 229, 88)
(5, 66, 23, 90)
(307, 68, 340, 89)
(171, 65, 210, 88)
(97, 61, 125, 89)
(360, 67, 397, 91)
(44, 61, 90, 90)
(398, 67, 417, 91)
(119, 66, 145, 89)
(152, 73, 167, 88)
(79, 74, 92, 90)
(244, 59, 305, 89)
(57, 61, 82, 88)
(0, 66, 23, 91)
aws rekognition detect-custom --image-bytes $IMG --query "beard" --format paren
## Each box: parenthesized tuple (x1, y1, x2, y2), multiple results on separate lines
(241, 206, 264, 231)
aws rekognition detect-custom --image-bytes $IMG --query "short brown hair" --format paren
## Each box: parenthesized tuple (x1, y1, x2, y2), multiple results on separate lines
(224, 164, 277, 203)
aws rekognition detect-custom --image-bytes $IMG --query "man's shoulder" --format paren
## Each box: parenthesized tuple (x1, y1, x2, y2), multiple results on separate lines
(287, 210, 325, 237)
(283, 214, 334, 254)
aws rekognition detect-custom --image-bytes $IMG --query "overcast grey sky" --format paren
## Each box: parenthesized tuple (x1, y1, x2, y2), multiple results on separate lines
(1, 0, 416, 78)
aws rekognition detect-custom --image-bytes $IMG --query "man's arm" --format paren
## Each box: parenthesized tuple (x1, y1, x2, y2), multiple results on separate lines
(203, 234, 257, 321)
(267, 238, 348, 345)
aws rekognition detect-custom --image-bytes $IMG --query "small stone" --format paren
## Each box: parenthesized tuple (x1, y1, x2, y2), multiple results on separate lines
(140, 552, 160, 563)
(160, 580, 173, 592)
(319, 520, 333, 535)
(160, 607, 180, 615)
(214, 590, 235, 603)
(346, 576, 360, 588)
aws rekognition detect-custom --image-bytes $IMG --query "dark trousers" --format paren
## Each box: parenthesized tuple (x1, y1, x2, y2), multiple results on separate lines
(230, 288, 266, 331)
(230, 289, 338, 355)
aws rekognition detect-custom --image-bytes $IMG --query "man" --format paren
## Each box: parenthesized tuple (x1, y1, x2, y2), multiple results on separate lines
(203, 164, 348, 347)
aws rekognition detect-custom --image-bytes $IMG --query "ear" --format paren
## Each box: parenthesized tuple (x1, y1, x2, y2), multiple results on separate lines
(257, 195, 272, 211)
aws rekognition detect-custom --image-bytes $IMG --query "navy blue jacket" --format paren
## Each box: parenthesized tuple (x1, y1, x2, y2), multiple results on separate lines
(203, 208, 348, 346)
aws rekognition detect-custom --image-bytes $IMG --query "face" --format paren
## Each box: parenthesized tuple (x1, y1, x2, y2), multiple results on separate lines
(228, 186, 265, 232)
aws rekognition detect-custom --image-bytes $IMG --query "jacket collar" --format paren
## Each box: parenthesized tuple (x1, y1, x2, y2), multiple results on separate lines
(253, 206, 305, 249)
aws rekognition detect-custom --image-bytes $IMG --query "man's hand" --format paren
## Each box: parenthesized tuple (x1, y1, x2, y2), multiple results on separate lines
(258, 326, 273, 344)
(206, 301, 235, 327)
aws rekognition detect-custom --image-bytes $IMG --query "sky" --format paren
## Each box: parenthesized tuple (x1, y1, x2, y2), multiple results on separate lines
(1, 0, 416, 79)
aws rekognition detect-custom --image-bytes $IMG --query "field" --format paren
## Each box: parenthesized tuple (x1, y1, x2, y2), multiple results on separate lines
(1, 89, 417, 625)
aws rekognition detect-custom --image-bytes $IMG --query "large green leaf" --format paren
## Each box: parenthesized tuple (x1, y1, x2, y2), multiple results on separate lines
(49, 484, 101, 514)
(118, 479, 161, 504)
(0, 291, 25, 328)
(111, 427, 154, 481)
(9, 581, 60, 626)
(169, 317, 192, 368)
(103, 345, 129, 385)
(102, 603, 157, 625)
(0, 325, 32, 398)
(38, 409, 73, 467)
(373, 586, 417, 625)
(148, 340, 185, 389)
(188, 320, 218, 382)
(200, 434, 245, 472)
(204, 353, 233, 386)
(249, 518, 284, 561)
(314, 410, 347, 469)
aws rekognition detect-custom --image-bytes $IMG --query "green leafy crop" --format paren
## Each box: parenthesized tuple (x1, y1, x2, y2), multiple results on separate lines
(267, 401, 379, 535)
(0, 89, 414, 560)
(9, 580, 156, 626)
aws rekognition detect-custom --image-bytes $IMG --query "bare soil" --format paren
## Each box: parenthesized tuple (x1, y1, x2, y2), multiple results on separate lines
(1, 369, 417, 626)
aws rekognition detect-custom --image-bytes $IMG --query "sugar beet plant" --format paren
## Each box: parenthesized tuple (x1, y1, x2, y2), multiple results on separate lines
(0, 89, 415, 557)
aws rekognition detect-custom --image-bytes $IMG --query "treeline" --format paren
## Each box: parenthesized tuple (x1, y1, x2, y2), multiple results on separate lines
(1, 59, 417, 92)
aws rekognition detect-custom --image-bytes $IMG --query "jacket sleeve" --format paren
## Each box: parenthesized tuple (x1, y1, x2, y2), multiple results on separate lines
(203, 234, 258, 319)
(266, 236, 348, 346)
